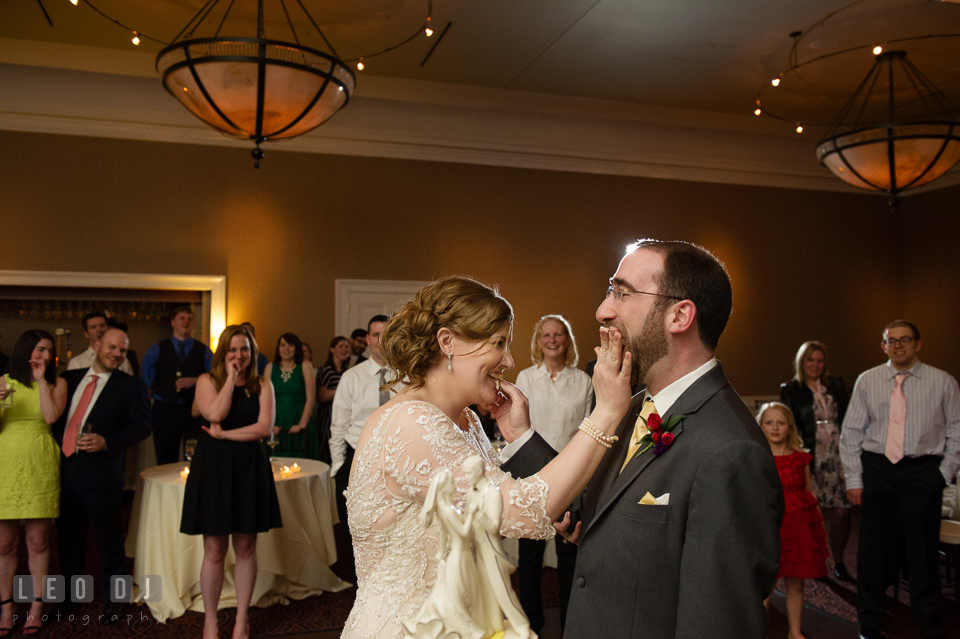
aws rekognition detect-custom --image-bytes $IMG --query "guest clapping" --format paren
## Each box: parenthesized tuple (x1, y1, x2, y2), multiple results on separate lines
(264, 333, 317, 459)
(0, 331, 67, 636)
(180, 325, 281, 639)
(514, 315, 593, 631)
(779, 341, 853, 582)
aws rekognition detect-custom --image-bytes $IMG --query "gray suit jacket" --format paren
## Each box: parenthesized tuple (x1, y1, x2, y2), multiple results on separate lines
(564, 362, 783, 639)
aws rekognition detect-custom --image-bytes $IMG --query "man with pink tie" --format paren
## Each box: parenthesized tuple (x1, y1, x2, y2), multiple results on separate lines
(54, 328, 151, 624)
(840, 320, 960, 639)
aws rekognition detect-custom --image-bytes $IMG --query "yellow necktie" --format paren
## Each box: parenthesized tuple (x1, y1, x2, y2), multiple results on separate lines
(620, 397, 658, 474)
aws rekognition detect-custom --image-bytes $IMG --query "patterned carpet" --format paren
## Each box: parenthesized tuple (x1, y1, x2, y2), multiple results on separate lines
(7, 497, 957, 638)
(774, 512, 960, 637)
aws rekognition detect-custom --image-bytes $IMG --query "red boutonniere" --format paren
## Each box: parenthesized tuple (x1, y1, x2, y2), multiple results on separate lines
(635, 413, 686, 458)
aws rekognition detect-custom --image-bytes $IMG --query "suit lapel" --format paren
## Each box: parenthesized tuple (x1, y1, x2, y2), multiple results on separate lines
(594, 394, 646, 503)
(582, 363, 731, 536)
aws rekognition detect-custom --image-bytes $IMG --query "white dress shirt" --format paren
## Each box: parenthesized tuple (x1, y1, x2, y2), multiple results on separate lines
(515, 364, 593, 452)
(65, 367, 114, 427)
(501, 357, 718, 463)
(840, 360, 960, 488)
(329, 357, 395, 476)
(68, 347, 133, 375)
(648, 358, 718, 416)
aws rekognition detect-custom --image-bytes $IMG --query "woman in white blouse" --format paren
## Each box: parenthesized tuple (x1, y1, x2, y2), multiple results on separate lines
(514, 314, 593, 633)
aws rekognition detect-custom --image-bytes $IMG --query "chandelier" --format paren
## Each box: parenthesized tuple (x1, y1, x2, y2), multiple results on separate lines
(155, 0, 355, 167)
(815, 51, 960, 208)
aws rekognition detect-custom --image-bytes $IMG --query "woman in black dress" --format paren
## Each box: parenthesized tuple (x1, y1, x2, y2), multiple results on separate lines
(180, 325, 282, 639)
(779, 340, 852, 582)
(315, 336, 349, 464)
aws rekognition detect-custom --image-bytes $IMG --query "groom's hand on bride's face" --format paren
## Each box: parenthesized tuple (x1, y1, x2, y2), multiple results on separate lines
(489, 381, 531, 443)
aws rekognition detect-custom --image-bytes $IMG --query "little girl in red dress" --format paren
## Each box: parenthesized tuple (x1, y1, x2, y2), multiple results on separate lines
(758, 401, 828, 639)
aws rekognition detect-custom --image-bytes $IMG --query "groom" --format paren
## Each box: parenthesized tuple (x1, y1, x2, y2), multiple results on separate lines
(506, 239, 783, 638)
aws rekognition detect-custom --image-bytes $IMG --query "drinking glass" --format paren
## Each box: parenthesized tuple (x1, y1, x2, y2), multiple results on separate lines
(184, 437, 198, 462)
(77, 422, 93, 448)
(267, 429, 279, 463)
(0, 386, 14, 409)
(490, 428, 506, 453)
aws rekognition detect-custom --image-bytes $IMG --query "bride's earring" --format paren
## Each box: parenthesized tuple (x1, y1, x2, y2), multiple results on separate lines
(447, 352, 453, 372)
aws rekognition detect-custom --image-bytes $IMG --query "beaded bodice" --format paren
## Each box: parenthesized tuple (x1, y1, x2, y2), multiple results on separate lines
(342, 401, 554, 639)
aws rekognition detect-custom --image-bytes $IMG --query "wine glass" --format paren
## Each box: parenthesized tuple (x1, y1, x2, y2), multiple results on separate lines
(77, 422, 93, 449)
(183, 437, 197, 462)
(0, 386, 15, 410)
(490, 428, 506, 453)
(267, 428, 279, 463)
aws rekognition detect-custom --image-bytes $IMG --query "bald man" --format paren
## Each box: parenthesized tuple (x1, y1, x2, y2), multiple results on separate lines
(54, 328, 151, 624)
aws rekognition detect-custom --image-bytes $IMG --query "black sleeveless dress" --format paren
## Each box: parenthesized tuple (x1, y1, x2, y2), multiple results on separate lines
(180, 385, 282, 535)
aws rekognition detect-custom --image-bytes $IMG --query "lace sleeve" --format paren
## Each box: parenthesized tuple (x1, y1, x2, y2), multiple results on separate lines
(381, 402, 555, 541)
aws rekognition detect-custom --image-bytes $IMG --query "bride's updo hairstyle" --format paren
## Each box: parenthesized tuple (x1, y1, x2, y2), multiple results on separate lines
(381, 276, 513, 390)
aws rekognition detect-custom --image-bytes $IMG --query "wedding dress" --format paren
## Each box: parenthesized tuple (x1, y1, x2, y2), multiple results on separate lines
(342, 401, 555, 639)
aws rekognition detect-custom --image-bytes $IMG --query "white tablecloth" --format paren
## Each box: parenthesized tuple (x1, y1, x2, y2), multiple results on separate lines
(124, 458, 351, 622)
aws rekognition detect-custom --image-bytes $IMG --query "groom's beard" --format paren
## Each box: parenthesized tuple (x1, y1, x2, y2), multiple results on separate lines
(623, 304, 669, 387)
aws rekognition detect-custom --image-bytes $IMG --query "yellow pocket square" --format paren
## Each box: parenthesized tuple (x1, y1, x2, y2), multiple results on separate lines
(638, 492, 670, 505)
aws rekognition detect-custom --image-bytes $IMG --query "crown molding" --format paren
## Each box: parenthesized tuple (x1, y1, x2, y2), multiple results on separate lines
(1, 39, 956, 194)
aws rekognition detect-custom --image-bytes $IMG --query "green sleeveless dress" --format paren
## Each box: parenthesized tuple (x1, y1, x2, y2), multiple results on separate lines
(0, 374, 60, 519)
(271, 363, 319, 458)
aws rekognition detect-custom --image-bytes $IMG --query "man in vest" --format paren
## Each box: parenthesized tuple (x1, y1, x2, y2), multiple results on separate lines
(140, 306, 213, 464)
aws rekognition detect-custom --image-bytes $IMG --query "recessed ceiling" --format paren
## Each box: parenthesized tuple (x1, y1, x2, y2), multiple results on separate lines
(1, 0, 958, 192)
(3, 0, 958, 117)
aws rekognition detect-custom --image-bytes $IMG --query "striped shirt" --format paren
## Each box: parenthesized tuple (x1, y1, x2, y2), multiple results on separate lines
(840, 360, 960, 489)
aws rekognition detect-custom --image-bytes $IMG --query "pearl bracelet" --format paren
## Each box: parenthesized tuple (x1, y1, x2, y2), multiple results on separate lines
(578, 418, 618, 449)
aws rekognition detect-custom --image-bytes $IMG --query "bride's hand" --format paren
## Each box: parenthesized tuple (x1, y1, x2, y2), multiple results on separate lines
(591, 327, 633, 424)
(487, 381, 530, 444)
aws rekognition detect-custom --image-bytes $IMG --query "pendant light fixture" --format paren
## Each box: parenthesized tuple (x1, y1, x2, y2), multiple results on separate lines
(155, 0, 355, 167)
(815, 51, 960, 209)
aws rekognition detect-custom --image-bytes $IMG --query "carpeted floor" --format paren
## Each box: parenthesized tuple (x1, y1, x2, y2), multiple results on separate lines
(772, 510, 960, 637)
(6, 495, 959, 637)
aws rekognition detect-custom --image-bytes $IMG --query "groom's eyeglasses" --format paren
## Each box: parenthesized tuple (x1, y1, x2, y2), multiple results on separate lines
(606, 280, 684, 303)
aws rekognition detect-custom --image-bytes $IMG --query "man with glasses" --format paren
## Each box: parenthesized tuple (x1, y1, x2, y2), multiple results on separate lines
(503, 239, 783, 638)
(840, 321, 960, 639)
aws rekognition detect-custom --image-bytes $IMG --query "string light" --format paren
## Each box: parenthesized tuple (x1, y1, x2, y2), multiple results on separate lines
(131, 31, 140, 45)
(754, 108, 762, 116)
(357, 58, 365, 71)
(69, 0, 78, 5)
(796, 124, 803, 133)
(425, 16, 433, 37)
(771, 78, 781, 87)
(873, 45, 883, 55)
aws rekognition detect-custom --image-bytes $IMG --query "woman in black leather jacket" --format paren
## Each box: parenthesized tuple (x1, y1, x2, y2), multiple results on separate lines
(780, 341, 854, 582)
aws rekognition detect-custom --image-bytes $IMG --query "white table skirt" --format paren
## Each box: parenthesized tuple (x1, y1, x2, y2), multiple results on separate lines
(124, 458, 351, 622)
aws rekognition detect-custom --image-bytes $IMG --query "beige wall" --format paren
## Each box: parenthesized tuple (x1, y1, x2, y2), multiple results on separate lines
(902, 183, 960, 377)
(2, 129, 951, 394)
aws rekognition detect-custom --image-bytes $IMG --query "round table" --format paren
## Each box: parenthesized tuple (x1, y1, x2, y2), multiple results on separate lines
(124, 458, 351, 622)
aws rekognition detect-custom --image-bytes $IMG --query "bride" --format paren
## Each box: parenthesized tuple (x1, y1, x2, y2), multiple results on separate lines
(342, 276, 631, 639)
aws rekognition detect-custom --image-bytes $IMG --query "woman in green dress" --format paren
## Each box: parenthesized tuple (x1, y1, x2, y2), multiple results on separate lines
(263, 333, 317, 459)
(0, 330, 67, 636)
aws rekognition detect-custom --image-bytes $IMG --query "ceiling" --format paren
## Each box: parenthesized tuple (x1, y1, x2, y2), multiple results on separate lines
(1, 0, 959, 190)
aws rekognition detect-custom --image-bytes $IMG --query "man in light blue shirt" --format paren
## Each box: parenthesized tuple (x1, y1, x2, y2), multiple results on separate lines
(840, 320, 960, 639)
